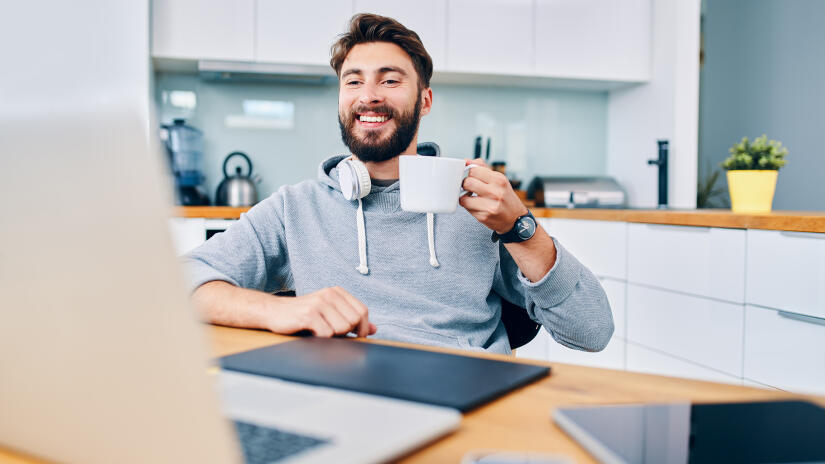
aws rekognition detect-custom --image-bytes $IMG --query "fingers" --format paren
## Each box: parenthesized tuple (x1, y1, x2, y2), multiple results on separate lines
(331, 287, 371, 337)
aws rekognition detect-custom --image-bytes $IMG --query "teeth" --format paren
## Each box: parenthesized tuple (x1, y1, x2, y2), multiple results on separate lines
(359, 115, 388, 123)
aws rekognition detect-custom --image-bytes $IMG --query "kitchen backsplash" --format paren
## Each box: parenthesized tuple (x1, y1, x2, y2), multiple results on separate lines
(154, 72, 607, 200)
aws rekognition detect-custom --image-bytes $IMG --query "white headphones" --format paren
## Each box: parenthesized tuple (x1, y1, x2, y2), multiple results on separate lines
(337, 156, 371, 201)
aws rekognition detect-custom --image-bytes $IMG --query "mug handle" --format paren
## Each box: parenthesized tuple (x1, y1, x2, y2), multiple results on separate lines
(459, 165, 477, 196)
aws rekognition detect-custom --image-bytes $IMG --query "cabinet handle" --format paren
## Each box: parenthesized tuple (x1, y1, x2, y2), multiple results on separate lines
(645, 224, 710, 233)
(779, 231, 825, 240)
(778, 310, 825, 327)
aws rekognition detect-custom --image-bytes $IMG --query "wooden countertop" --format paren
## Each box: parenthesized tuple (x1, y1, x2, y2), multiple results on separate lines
(176, 206, 825, 233)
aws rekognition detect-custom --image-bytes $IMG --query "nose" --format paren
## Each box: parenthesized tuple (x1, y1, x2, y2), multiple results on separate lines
(358, 81, 384, 105)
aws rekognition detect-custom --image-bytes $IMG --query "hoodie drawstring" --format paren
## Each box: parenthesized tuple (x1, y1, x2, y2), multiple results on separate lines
(427, 212, 440, 268)
(355, 198, 369, 275)
(353, 199, 439, 274)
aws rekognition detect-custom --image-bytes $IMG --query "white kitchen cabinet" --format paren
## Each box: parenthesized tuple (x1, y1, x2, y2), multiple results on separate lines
(534, 0, 651, 81)
(626, 342, 741, 385)
(152, 0, 255, 61)
(517, 328, 625, 371)
(540, 218, 627, 280)
(627, 224, 746, 303)
(743, 305, 825, 395)
(626, 284, 744, 377)
(746, 230, 825, 320)
(256, 0, 353, 66)
(446, 0, 534, 75)
(354, 0, 447, 71)
(168, 218, 235, 256)
(602, 278, 626, 340)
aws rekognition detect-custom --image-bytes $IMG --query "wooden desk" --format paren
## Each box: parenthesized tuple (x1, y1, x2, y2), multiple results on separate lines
(3, 325, 822, 463)
(208, 326, 824, 463)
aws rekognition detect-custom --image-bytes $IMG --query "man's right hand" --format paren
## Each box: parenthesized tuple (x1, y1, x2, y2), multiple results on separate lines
(267, 286, 376, 337)
(191, 281, 376, 338)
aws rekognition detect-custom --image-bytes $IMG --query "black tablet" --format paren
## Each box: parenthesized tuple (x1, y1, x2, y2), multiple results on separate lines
(220, 337, 550, 412)
(554, 400, 825, 463)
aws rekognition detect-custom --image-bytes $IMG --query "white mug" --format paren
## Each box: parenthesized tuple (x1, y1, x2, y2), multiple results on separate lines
(399, 155, 475, 213)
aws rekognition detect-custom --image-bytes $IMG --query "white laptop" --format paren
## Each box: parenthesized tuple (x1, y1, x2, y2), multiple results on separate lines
(0, 103, 459, 463)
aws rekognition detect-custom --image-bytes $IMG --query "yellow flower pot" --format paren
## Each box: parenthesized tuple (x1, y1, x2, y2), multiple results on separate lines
(727, 170, 778, 213)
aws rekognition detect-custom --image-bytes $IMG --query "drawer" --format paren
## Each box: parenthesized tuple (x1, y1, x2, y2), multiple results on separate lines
(746, 229, 825, 319)
(626, 342, 741, 385)
(626, 284, 744, 377)
(547, 331, 625, 370)
(627, 223, 745, 303)
(601, 278, 626, 340)
(743, 305, 825, 395)
(540, 218, 627, 280)
(517, 329, 626, 371)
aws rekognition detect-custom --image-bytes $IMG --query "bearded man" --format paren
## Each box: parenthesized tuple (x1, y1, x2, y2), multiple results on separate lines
(183, 13, 614, 354)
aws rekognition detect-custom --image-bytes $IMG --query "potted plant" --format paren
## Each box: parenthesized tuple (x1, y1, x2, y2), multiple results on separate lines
(721, 134, 788, 213)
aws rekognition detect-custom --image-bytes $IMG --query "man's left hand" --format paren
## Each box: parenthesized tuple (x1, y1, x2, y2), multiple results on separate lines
(459, 158, 528, 234)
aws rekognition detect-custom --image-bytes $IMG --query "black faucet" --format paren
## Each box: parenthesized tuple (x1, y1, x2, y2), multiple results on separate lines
(647, 140, 669, 208)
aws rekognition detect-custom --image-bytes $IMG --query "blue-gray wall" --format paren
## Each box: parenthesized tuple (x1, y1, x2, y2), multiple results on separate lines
(700, 0, 825, 211)
(154, 72, 608, 200)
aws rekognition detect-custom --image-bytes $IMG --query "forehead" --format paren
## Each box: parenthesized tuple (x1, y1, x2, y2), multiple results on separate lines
(340, 41, 415, 75)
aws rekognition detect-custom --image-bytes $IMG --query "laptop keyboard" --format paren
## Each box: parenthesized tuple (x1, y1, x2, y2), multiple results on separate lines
(233, 420, 330, 463)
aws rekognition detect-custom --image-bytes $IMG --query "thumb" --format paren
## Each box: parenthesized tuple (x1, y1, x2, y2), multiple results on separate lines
(368, 323, 377, 335)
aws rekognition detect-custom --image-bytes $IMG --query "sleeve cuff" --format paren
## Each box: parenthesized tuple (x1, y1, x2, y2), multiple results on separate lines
(180, 257, 240, 294)
(516, 237, 581, 308)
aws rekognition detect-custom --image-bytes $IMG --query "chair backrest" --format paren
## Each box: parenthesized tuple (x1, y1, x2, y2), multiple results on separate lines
(500, 298, 541, 350)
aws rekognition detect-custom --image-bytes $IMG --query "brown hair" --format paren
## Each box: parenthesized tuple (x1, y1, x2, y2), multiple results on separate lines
(330, 13, 433, 89)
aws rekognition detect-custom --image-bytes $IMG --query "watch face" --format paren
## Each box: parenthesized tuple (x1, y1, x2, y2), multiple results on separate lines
(516, 216, 536, 240)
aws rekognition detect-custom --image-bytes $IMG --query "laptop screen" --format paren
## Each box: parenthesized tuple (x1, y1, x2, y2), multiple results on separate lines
(554, 400, 825, 464)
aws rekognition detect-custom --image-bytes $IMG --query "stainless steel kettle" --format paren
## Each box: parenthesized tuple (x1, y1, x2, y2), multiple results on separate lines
(215, 152, 258, 207)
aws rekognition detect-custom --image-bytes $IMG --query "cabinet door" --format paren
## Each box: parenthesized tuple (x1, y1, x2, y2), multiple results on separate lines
(626, 284, 744, 377)
(256, 0, 353, 66)
(446, 0, 533, 75)
(518, 329, 625, 370)
(540, 218, 627, 280)
(626, 342, 741, 385)
(744, 305, 825, 395)
(354, 0, 447, 72)
(627, 224, 746, 303)
(746, 230, 825, 319)
(152, 0, 255, 61)
(168, 218, 206, 256)
(535, 0, 651, 81)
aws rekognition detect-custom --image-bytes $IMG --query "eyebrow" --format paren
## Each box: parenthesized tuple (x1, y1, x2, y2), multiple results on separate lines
(341, 66, 408, 79)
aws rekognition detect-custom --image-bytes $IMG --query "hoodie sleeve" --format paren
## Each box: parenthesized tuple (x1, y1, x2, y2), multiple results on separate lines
(179, 193, 293, 295)
(493, 237, 614, 352)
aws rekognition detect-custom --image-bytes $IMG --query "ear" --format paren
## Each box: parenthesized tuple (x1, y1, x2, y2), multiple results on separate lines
(419, 87, 433, 117)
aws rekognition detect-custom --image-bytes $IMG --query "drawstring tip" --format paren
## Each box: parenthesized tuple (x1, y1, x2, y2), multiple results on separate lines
(429, 257, 440, 268)
(356, 265, 369, 275)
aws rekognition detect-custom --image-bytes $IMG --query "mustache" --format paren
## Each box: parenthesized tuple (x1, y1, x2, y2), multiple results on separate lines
(349, 105, 396, 118)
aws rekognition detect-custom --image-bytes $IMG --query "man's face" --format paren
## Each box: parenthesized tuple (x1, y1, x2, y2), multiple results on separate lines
(338, 42, 432, 163)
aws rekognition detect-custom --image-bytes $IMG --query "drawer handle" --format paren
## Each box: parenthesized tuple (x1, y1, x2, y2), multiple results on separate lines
(778, 310, 825, 327)
(645, 224, 710, 233)
(779, 231, 825, 240)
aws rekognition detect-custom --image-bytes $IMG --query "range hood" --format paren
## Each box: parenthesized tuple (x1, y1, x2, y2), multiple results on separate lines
(197, 60, 338, 85)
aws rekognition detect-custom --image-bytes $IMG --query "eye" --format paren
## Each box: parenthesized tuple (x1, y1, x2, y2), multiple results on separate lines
(345, 80, 362, 86)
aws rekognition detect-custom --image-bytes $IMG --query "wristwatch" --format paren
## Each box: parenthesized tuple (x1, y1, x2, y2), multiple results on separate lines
(492, 210, 537, 243)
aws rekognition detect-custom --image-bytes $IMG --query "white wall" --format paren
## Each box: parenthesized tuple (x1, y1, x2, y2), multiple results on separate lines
(606, 0, 701, 208)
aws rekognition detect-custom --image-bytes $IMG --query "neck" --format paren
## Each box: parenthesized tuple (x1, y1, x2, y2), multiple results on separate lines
(363, 136, 418, 179)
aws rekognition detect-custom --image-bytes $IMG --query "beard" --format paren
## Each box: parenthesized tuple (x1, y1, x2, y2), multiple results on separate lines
(338, 92, 422, 163)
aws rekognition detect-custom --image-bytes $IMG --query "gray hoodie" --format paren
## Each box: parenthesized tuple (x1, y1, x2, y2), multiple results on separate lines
(182, 155, 613, 354)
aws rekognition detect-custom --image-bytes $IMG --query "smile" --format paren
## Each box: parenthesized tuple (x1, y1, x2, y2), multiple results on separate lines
(356, 112, 391, 126)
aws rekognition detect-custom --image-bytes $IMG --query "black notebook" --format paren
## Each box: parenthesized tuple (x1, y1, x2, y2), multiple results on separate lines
(219, 337, 550, 412)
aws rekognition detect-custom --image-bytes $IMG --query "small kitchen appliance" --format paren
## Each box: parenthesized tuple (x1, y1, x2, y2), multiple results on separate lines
(527, 176, 627, 208)
(215, 151, 259, 207)
(160, 119, 210, 206)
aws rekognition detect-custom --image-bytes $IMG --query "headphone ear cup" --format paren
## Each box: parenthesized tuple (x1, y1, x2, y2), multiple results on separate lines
(338, 157, 371, 201)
